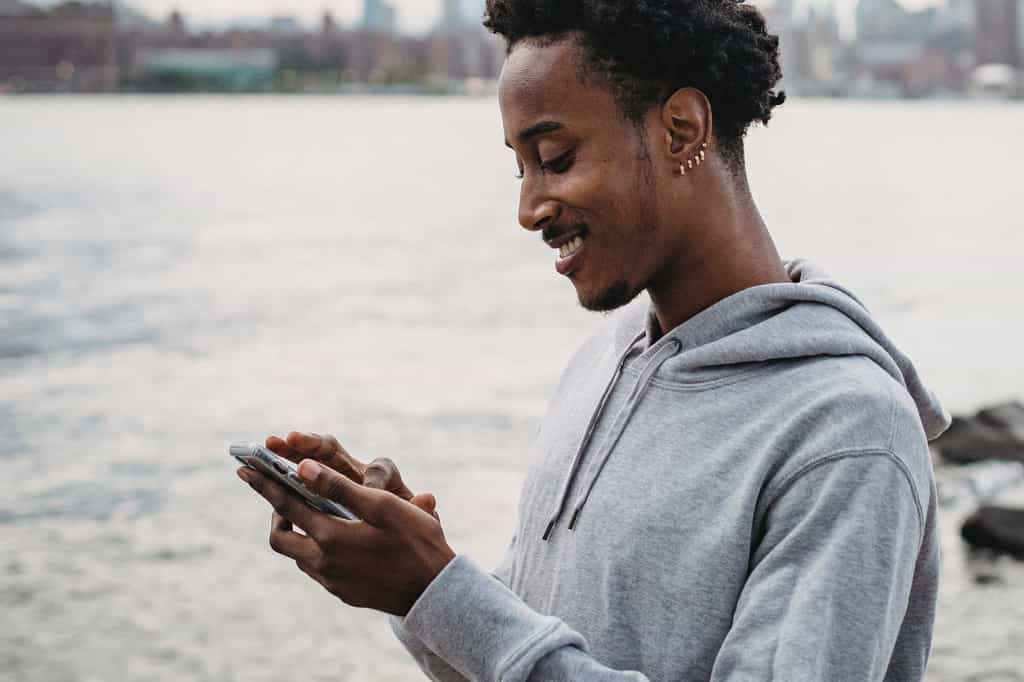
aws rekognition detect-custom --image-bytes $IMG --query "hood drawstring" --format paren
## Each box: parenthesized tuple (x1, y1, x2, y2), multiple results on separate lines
(567, 338, 682, 532)
(543, 334, 684, 541)
(542, 330, 646, 541)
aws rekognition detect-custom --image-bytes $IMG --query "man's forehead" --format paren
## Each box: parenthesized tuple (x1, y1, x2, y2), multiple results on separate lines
(498, 37, 586, 128)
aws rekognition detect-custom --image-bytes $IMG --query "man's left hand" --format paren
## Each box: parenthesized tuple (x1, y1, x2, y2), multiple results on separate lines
(237, 460, 456, 617)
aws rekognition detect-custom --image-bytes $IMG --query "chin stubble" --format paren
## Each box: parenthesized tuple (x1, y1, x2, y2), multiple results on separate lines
(580, 279, 643, 313)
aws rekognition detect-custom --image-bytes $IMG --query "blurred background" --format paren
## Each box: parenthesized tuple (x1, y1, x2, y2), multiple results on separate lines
(1, 1, 1023, 681)
(0, 0, 1023, 96)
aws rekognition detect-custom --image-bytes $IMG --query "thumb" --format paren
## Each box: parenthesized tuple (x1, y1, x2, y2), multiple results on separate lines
(298, 459, 390, 526)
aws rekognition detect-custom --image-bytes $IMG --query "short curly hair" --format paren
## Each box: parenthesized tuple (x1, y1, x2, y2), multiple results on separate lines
(484, 0, 786, 171)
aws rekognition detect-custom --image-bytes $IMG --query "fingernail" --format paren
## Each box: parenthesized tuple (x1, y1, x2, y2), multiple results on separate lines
(298, 460, 320, 482)
(237, 468, 253, 483)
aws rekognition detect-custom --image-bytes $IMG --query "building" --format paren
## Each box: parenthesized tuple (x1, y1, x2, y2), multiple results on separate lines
(425, 30, 503, 80)
(362, 0, 397, 35)
(974, 0, 1020, 66)
(856, 0, 912, 41)
(1019, 0, 1024, 64)
(133, 48, 278, 91)
(0, 1, 119, 92)
(268, 15, 302, 35)
(0, 0, 31, 13)
(439, 0, 465, 33)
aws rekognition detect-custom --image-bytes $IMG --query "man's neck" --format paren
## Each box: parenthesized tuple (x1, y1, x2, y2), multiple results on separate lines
(646, 196, 791, 342)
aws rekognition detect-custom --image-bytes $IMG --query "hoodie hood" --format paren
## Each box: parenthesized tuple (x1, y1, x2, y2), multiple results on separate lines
(633, 258, 951, 439)
(542, 257, 951, 541)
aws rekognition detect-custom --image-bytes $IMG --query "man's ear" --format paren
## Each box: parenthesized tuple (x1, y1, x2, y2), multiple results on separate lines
(660, 87, 713, 160)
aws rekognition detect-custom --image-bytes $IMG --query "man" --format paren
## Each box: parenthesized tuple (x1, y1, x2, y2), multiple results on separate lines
(237, 1, 951, 679)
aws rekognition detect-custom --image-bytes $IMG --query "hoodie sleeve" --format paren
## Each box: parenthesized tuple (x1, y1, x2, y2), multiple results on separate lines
(388, 531, 520, 681)
(709, 450, 928, 680)
(389, 615, 468, 682)
(392, 451, 926, 682)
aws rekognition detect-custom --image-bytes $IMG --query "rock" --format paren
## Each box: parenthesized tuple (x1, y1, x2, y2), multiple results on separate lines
(976, 401, 1024, 440)
(932, 401, 1024, 466)
(961, 506, 1024, 559)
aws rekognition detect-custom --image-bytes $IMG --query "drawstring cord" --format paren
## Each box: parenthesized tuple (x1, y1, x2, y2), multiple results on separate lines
(542, 333, 683, 541)
(542, 330, 646, 541)
(567, 339, 682, 531)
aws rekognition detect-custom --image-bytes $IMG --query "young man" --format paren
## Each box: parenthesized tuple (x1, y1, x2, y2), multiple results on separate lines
(238, 1, 951, 679)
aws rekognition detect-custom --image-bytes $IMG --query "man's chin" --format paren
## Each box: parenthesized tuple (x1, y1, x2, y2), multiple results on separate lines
(577, 278, 641, 313)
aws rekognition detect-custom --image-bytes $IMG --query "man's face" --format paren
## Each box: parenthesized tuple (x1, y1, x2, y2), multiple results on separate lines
(498, 36, 667, 312)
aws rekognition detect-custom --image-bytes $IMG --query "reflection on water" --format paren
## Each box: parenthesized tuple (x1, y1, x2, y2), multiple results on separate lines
(1, 96, 1022, 681)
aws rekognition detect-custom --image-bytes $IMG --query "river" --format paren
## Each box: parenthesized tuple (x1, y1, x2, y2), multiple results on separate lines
(1, 95, 1022, 680)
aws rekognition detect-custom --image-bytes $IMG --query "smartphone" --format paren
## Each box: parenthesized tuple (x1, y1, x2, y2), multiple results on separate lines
(230, 441, 359, 521)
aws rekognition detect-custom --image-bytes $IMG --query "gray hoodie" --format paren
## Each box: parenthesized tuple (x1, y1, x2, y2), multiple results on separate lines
(390, 258, 951, 681)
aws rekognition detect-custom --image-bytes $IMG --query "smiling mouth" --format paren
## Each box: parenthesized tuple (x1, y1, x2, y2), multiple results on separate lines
(555, 230, 588, 276)
(558, 234, 585, 259)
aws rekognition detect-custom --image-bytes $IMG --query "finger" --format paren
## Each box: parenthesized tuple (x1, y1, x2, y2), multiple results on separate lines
(297, 459, 396, 527)
(239, 467, 330, 538)
(286, 431, 365, 483)
(265, 435, 306, 464)
(286, 431, 334, 457)
(269, 512, 320, 563)
(363, 457, 414, 499)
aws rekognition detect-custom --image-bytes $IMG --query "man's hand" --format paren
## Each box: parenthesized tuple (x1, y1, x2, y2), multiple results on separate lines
(264, 431, 438, 519)
(237, 460, 455, 617)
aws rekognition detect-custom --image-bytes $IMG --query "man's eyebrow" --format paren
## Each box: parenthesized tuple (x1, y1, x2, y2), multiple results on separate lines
(504, 120, 565, 148)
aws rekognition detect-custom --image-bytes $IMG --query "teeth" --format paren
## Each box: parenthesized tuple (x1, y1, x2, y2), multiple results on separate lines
(559, 235, 584, 259)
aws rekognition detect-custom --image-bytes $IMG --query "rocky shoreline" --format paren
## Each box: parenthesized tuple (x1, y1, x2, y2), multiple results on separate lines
(933, 401, 1024, 558)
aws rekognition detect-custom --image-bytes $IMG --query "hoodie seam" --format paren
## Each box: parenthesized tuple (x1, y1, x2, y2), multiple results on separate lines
(763, 449, 926, 534)
(884, 372, 900, 453)
(619, 364, 776, 392)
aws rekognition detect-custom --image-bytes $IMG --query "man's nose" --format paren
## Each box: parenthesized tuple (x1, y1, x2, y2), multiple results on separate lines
(518, 187, 560, 232)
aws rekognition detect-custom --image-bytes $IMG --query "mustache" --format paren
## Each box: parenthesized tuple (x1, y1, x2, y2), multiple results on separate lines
(542, 222, 589, 243)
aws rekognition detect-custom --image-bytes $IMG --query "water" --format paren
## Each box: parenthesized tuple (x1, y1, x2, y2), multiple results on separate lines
(1, 95, 1022, 681)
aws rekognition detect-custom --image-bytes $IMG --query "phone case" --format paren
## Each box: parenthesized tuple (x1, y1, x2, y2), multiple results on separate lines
(230, 442, 359, 521)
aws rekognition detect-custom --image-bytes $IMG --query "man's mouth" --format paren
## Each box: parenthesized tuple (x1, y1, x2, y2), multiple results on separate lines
(544, 225, 589, 249)
(552, 227, 589, 276)
(558, 234, 585, 259)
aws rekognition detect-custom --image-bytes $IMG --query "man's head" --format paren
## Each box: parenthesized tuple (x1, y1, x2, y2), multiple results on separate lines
(488, 0, 785, 312)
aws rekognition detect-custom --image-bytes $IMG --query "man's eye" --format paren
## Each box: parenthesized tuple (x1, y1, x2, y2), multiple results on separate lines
(540, 149, 575, 174)
(514, 149, 574, 180)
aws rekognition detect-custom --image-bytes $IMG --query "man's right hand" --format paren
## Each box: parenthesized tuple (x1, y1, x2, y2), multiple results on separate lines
(265, 431, 438, 519)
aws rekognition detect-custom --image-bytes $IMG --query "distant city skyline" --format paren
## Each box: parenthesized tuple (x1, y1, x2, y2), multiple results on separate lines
(32, 0, 487, 33)
(7, 0, 1016, 96)
(26, 0, 948, 36)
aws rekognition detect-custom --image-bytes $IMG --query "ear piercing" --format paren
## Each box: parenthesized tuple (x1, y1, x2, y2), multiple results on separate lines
(680, 142, 709, 176)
